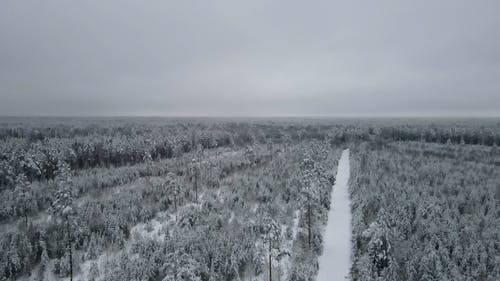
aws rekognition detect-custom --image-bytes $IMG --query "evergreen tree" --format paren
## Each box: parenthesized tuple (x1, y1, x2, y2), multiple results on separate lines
(165, 172, 182, 222)
(261, 216, 281, 281)
(299, 153, 320, 250)
(14, 173, 32, 226)
(189, 151, 201, 203)
(50, 161, 76, 281)
(57, 250, 72, 278)
(39, 237, 50, 278)
(88, 261, 100, 281)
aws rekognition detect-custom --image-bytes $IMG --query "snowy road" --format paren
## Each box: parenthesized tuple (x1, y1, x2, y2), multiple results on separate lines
(317, 149, 351, 281)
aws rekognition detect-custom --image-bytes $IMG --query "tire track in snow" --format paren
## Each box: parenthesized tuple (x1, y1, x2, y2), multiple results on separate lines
(317, 149, 351, 281)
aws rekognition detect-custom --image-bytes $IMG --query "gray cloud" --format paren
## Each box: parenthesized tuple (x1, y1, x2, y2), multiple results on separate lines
(1, 0, 499, 116)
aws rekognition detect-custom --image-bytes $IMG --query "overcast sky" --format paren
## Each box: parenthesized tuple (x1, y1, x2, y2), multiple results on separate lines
(1, 0, 499, 117)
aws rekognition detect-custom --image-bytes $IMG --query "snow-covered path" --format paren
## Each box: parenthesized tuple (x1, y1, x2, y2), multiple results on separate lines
(317, 149, 351, 281)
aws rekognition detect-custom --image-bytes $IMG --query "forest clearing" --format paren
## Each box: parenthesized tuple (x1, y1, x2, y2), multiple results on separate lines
(317, 149, 352, 281)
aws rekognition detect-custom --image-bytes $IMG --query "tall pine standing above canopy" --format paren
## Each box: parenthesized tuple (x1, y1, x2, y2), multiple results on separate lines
(298, 142, 331, 251)
(50, 160, 76, 281)
(51, 161, 75, 221)
(189, 147, 202, 203)
(299, 152, 320, 250)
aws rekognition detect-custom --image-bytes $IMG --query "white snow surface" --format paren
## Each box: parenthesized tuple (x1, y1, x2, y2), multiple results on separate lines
(317, 149, 352, 281)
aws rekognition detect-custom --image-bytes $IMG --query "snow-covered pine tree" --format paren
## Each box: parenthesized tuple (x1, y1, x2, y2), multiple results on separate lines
(189, 152, 201, 203)
(50, 160, 76, 281)
(162, 232, 201, 281)
(143, 150, 154, 175)
(14, 173, 33, 226)
(88, 261, 100, 281)
(244, 146, 257, 166)
(85, 233, 98, 260)
(39, 233, 50, 277)
(57, 250, 72, 278)
(165, 172, 182, 222)
(299, 153, 320, 250)
(260, 216, 281, 281)
(362, 219, 392, 277)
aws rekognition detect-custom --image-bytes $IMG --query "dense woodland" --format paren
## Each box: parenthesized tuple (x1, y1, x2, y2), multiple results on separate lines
(0, 117, 499, 280)
(350, 141, 500, 281)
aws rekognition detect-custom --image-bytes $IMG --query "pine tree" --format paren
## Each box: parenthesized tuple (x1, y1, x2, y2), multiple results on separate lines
(14, 173, 32, 226)
(57, 250, 72, 278)
(299, 153, 320, 250)
(39, 237, 50, 277)
(51, 161, 75, 219)
(362, 221, 392, 277)
(50, 161, 76, 281)
(143, 151, 154, 175)
(244, 146, 257, 166)
(189, 151, 201, 203)
(88, 261, 99, 281)
(86, 233, 98, 260)
(163, 251, 201, 281)
(165, 172, 182, 222)
(261, 217, 281, 281)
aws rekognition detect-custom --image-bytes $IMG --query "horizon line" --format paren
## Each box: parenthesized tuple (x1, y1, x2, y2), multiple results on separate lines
(1, 114, 500, 119)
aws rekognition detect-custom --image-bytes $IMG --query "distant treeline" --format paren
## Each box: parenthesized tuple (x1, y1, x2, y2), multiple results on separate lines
(1, 118, 499, 190)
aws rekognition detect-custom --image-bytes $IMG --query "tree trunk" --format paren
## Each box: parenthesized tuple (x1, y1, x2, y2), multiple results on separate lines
(175, 194, 177, 222)
(308, 203, 312, 250)
(67, 220, 73, 281)
(208, 256, 214, 281)
(175, 255, 178, 281)
(269, 236, 272, 281)
(70, 243, 73, 281)
(195, 175, 198, 203)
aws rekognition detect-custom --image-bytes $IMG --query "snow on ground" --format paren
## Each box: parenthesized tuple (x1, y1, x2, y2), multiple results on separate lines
(317, 149, 352, 281)
(251, 203, 259, 213)
(67, 191, 208, 281)
(130, 211, 172, 242)
(228, 211, 235, 223)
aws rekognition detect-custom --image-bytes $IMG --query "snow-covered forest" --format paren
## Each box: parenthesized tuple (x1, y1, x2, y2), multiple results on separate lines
(350, 141, 500, 280)
(0, 117, 499, 281)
